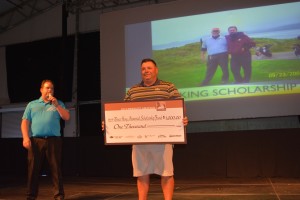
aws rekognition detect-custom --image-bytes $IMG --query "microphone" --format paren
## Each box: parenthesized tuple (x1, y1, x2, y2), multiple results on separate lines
(48, 93, 52, 104)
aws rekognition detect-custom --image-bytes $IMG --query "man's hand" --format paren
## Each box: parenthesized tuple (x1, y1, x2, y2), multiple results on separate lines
(48, 94, 59, 107)
(101, 121, 105, 132)
(183, 116, 188, 126)
(23, 139, 31, 149)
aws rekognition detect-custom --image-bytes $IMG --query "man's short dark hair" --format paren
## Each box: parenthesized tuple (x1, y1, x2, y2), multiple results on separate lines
(228, 26, 238, 31)
(41, 79, 54, 88)
(141, 58, 157, 66)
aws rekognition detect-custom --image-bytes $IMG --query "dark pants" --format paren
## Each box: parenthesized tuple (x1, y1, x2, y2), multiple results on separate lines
(27, 137, 64, 200)
(230, 52, 252, 83)
(201, 52, 229, 86)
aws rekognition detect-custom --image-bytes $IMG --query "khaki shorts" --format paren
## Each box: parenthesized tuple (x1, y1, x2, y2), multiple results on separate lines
(132, 144, 173, 177)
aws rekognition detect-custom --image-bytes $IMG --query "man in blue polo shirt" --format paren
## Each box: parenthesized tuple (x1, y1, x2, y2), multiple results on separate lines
(21, 79, 70, 200)
(200, 28, 229, 86)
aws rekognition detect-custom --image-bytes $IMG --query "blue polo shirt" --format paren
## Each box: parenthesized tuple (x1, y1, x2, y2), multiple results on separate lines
(22, 97, 66, 137)
(201, 35, 228, 55)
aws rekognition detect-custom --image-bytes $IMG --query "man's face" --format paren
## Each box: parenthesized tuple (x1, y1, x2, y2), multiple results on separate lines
(40, 82, 54, 98)
(228, 27, 237, 34)
(212, 30, 220, 36)
(141, 61, 158, 85)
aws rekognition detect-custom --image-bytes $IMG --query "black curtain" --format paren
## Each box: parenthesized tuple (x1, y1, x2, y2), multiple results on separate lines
(6, 31, 101, 103)
(6, 37, 74, 103)
(77, 32, 100, 101)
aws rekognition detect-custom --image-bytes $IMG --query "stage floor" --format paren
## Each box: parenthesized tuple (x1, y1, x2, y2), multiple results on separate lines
(1, 176, 300, 199)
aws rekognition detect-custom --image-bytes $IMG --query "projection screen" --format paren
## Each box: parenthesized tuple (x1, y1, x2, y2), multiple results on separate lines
(100, 0, 300, 121)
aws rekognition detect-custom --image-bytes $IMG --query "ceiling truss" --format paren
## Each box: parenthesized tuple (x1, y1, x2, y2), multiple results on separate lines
(0, 0, 175, 34)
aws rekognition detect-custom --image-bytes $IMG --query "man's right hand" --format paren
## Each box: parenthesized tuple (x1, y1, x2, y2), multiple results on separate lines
(23, 139, 31, 149)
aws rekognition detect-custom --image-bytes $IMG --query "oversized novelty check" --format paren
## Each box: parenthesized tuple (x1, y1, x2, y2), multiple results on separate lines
(104, 99, 186, 145)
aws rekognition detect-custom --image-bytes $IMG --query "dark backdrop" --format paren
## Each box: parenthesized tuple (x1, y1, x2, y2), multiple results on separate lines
(5, 31, 100, 103)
